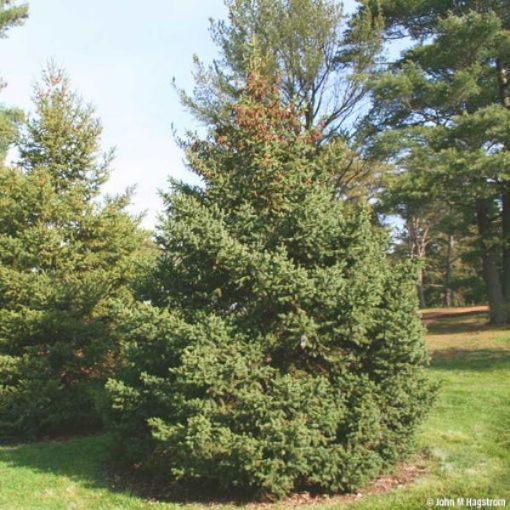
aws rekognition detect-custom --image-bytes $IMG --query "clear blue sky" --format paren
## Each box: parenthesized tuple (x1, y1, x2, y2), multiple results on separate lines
(0, 0, 357, 227)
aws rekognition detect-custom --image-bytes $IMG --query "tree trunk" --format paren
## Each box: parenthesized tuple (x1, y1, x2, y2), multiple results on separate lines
(498, 60, 510, 319)
(444, 234, 455, 307)
(502, 192, 510, 305)
(417, 266, 426, 309)
(407, 216, 429, 308)
(477, 202, 506, 324)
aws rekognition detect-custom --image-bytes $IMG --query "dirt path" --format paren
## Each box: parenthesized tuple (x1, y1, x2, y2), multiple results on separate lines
(421, 306, 488, 321)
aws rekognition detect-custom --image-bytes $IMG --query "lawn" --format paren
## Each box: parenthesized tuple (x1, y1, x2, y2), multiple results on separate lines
(0, 308, 508, 510)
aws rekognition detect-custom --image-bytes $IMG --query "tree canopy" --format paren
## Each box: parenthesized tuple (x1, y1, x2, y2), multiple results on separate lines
(365, 0, 510, 322)
(0, 0, 28, 163)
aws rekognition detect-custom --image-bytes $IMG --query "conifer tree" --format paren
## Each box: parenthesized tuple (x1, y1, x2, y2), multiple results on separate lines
(0, 0, 27, 37)
(181, 0, 382, 138)
(378, 165, 483, 308)
(106, 58, 434, 498)
(364, 1, 510, 323)
(0, 66, 146, 437)
(0, 0, 28, 163)
(177, 0, 384, 199)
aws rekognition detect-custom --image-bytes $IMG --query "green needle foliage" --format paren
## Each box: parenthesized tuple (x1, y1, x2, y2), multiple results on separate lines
(106, 57, 434, 499)
(0, 0, 28, 163)
(0, 0, 27, 37)
(180, 0, 382, 139)
(364, 1, 510, 323)
(0, 66, 147, 438)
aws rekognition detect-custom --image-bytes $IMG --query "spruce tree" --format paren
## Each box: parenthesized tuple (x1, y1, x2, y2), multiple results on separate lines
(0, 66, 146, 437)
(177, 0, 384, 200)
(181, 0, 382, 138)
(106, 58, 434, 498)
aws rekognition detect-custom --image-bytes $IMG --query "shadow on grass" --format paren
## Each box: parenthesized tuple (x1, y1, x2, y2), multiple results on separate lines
(425, 313, 494, 335)
(431, 348, 510, 371)
(1, 329, 508, 506)
(0, 434, 111, 484)
(0, 432, 429, 507)
(0, 433, 258, 506)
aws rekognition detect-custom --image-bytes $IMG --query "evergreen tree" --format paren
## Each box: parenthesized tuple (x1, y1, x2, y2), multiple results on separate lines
(0, 66, 146, 437)
(106, 59, 434, 498)
(0, 0, 27, 37)
(177, 0, 384, 199)
(378, 161, 446, 308)
(380, 166, 485, 308)
(364, 1, 510, 323)
(0, 0, 28, 163)
(182, 0, 382, 137)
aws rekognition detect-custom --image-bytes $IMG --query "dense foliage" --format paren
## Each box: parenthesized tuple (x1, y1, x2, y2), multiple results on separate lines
(378, 164, 486, 308)
(363, 0, 510, 321)
(105, 62, 434, 498)
(0, 67, 147, 437)
(3, 0, 496, 499)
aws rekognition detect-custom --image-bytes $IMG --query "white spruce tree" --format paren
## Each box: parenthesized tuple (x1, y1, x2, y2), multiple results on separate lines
(106, 58, 434, 498)
(177, 0, 384, 200)
(0, 66, 147, 437)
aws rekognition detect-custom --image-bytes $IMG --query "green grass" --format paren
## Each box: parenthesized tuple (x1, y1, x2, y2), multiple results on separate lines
(1, 309, 509, 509)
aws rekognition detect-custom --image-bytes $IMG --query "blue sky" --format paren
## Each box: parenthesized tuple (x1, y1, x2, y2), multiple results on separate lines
(0, 0, 357, 227)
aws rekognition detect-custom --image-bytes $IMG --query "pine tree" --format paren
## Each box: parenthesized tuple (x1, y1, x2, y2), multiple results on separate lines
(0, 66, 146, 437)
(379, 166, 484, 308)
(0, 0, 28, 163)
(182, 0, 382, 137)
(364, 1, 510, 323)
(0, 0, 27, 37)
(105, 58, 434, 499)
(176, 0, 384, 200)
